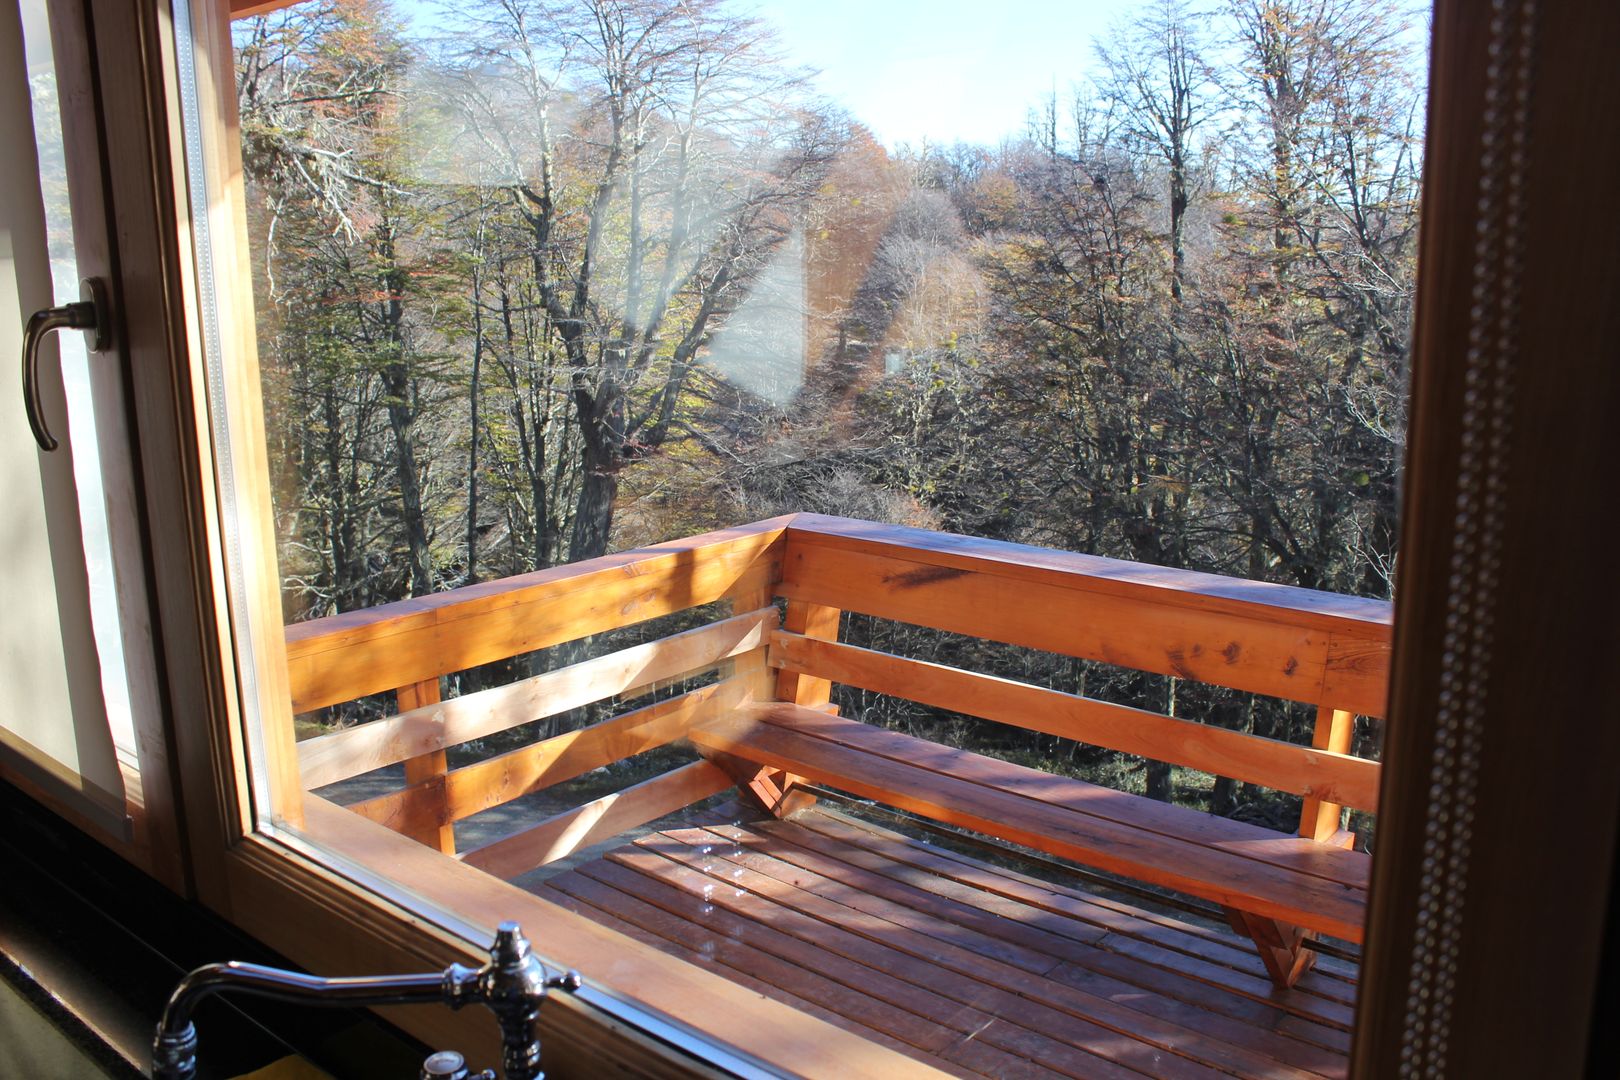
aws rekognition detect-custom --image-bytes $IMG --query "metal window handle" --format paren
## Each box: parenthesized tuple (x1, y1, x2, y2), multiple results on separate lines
(22, 276, 110, 451)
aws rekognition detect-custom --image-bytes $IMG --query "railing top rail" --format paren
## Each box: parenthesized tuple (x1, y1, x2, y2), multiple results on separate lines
(282, 518, 789, 712)
(286, 517, 792, 655)
(281, 514, 1391, 713)
(784, 514, 1393, 639)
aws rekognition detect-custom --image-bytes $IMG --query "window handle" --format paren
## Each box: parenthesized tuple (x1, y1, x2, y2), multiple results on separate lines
(21, 276, 109, 451)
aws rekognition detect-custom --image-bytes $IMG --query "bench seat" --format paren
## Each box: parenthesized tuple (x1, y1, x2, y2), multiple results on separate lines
(689, 702, 1369, 984)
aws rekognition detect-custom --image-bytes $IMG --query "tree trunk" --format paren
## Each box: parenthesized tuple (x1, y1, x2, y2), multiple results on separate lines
(1146, 674, 1177, 802)
(569, 431, 619, 563)
(383, 363, 433, 597)
(375, 222, 432, 598)
(465, 261, 484, 586)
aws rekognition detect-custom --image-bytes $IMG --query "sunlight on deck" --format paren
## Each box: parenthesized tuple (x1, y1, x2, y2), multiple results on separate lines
(534, 805, 1356, 1080)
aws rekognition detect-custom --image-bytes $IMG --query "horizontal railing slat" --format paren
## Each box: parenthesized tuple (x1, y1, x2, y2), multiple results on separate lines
(458, 760, 734, 880)
(778, 535, 1389, 716)
(299, 609, 778, 790)
(770, 631, 1380, 812)
(346, 677, 752, 833)
(285, 520, 789, 712)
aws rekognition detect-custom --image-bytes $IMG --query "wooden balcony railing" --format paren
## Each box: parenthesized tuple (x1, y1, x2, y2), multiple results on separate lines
(285, 513, 1391, 987)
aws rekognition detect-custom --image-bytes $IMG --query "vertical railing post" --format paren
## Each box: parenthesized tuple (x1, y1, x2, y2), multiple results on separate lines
(774, 601, 841, 708)
(398, 678, 455, 854)
(1299, 705, 1356, 844)
(726, 583, 778, 707)
(723, 597, 836, 819)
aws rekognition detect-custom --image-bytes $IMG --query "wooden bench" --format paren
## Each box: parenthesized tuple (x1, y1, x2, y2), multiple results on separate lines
(691, 701, 1370, 989)
(286, 513, 1386, 995)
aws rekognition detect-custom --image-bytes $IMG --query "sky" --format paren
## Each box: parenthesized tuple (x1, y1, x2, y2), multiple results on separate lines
(749, 0, 1142, 149)
(383, 0, 1428, 152)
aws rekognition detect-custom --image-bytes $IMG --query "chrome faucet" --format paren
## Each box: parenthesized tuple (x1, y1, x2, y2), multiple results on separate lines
(152, 921, 580, 1080)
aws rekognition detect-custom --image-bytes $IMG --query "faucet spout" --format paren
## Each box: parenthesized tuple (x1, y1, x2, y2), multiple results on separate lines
(152, 922, 577, 1080)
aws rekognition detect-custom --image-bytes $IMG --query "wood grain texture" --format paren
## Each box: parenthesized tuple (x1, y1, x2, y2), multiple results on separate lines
(298, 609, 776, 789)
(292, 797, 948, 1078)
(1355, 6, 1620, 1076)
(771, 706, 1369, 891)
(397, 679, 454, 853)
(772, 630, 1381, 811)
(664, 824, 1325, 1077)
(458, 760, 733, 879)
(540, 868, 966, 1071)
(609, 840, 1155, 1079)
(536, 808, 1356, 1078)
(1299, 707, 1357, 841)
(792, 813, 1359, 1032)
(689, 705, 1369, 941)
(777, 537, 1390, 716)
(1225, 909, 1316, 990)
(647, 830, 1231, 1080)
(285, 520, 787, 711)
(774, 600, 841, 707)
(785, 515, 1392, 635)
(348, 678, 749, 833)
(781, 815, 1359, 1042)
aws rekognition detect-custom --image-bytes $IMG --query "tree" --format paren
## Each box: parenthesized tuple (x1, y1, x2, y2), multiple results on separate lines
(440, 0, 840, 562)
(1095, 0, 1217, 303)
(238, 0, 452, 612)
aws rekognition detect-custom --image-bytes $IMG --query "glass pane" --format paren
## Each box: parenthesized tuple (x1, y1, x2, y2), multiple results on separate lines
(195, 0, 1427, 1069)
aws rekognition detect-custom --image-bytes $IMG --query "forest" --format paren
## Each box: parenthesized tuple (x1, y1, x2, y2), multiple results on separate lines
(237, 0, 1424, 828)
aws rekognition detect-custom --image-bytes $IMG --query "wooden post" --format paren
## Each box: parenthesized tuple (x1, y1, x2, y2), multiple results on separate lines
(763, 600, 842, 816)
(397, 678, 455, 854)
(774, 601, 841, 707)
(1299, 705, 1356, 843)
(725, 584, 778, 707)
(1224, 907, 1317, 989)
(713, 592, 822, 818)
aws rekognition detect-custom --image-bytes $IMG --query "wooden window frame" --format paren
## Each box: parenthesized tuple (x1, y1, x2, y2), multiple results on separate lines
(70, 0, 1620, 1074)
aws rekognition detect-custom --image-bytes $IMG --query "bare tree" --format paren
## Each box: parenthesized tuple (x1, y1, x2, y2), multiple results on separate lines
(440, 0, 841, 561)
(1095, 0, 1217, 303)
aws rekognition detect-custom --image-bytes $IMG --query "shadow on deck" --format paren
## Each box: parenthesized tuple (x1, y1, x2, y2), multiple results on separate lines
(532, 805, 1356, 1080)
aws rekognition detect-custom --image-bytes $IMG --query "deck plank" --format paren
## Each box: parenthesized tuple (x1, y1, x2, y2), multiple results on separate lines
(787, 814, 1359, 1024)
(542, 868, 975, 1073)
(657, 827, 1318, 1080)
(742, 817, 1350, 1073)
(621, 836, 1166, 1079)
(530, 807, 1357, 1079)
(578, 856, 995, 1050)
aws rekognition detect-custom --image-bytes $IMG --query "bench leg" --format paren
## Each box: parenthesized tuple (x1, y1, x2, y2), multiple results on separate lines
(700, 750, 817, 819)
(1224, 908, 1316, 989)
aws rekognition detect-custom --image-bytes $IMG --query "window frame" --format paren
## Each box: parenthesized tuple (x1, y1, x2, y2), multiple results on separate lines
(0, 0, 190, 893)
(69, 0, 1620, 1075)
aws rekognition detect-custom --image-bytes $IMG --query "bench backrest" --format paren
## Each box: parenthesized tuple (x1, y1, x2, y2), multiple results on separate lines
(770, 515, 1393, 838)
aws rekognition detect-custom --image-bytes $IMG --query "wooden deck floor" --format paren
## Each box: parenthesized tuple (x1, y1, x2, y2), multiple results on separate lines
(531, 807, 1357, 1079)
